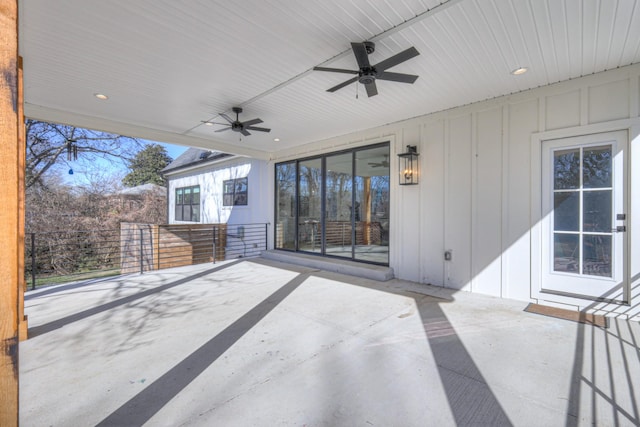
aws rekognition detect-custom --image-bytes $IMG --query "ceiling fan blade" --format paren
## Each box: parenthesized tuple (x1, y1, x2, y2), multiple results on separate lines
(365, 81, 378, 97)
(327, 76, 358, 92)
(374, 46, 420, 71)
(219, 113, 234, 124)
(377, 71, 419, 84)
(215, 127, 231, 132)
(314, 66, 359, 75)
(201, 121, 229, 126)
(241, 129, 251, 136)
(246, 126, 271, 133)
(351, 42, 371, 68)
(242, 118, 263, 127)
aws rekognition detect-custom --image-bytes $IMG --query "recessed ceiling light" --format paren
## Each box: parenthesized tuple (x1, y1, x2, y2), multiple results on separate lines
(273, 138, 280, 142)
(511, 67, 528, 76)
(94, 93, 109, 100)
(204, 122, 213, 126)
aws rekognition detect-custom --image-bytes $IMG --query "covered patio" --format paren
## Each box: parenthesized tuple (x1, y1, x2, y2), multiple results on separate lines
(21, 258, 640, 426)
(3, 1, 640, 424)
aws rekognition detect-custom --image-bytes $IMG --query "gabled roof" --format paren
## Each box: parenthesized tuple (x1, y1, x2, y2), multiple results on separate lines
(162, 148, 233, 174)
(117, 183, 166, 197)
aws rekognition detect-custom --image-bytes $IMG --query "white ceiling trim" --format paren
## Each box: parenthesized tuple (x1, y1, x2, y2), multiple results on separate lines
(24, 103, 270, 160)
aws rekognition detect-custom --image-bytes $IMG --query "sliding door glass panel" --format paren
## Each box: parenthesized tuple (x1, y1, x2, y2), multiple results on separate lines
(354, 146, 390, 264)
(275, 162, 296, 249)
(298, 158, 322, 253)
(325, 153, 353, 258)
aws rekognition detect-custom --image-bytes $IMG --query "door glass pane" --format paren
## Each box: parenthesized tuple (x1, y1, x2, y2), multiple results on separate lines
(583, 145, 612, 188)
(275, 162, 296, 249)
(298, 158, 322, 253)
(554, 148, 580, 189)
(583, 190, 611, 232)
(554, 233, 579, 274)
(554, 192, 579, 231)
(583, 235, 611, 277)
(354, 146, 390, 264)
(325, 153, 352, 258)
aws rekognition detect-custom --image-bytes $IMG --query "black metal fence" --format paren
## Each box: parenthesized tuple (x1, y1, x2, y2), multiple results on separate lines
(25, 223, 269, 290)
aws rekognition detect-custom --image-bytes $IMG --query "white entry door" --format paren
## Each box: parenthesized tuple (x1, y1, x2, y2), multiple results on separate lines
(541, 131, 627, 301)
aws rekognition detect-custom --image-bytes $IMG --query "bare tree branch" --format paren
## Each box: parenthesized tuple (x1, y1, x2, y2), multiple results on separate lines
(26, 119, 144, 188)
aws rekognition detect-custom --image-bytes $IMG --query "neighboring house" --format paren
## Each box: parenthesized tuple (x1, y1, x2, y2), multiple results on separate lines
(162, 148, 270, 225)
(110, 183, 166, 214)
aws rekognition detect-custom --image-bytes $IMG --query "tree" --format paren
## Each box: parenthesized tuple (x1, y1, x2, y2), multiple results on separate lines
(122, 144, 173, 187)
(26, 119, 143, 189)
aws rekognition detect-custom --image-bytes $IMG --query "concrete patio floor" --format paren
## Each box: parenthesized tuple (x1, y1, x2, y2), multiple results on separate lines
(20, 258, 640, 426)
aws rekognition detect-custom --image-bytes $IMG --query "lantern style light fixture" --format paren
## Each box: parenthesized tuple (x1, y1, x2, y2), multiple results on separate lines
(398, 145, 419, 185)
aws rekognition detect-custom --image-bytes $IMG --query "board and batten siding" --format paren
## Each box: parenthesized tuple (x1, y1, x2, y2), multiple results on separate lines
(167, 157, 270, 226)
(269, 63, 640, 319)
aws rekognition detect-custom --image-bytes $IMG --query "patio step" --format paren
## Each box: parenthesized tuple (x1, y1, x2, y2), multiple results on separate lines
(260, 250, 394, 281)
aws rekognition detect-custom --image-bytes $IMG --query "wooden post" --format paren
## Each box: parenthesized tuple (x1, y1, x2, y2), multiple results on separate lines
(152, 225, 159, 270)
(363, 177, 372, 245)
(0, 1, 21, 425)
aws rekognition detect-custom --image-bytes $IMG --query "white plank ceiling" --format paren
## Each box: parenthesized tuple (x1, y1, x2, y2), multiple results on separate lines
(19, 0, 640, 158)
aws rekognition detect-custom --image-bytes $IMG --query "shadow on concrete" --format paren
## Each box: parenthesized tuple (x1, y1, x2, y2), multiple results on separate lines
(565, 277, 640, 426)
(307, 270, 513, 425)
(24, 275, 130, 301)
(96, 269, 311, 427)
(28, 261, 242, 338)
(417, 302, 513, 426)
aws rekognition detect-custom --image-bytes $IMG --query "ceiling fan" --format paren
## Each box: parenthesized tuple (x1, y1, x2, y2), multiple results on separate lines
(202, 107, 270, 136)
(314, 41, 419, 97)
(368, 154, 390, 168)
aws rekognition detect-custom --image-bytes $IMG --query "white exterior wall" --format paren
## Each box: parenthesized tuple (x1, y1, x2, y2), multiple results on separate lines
(166, 157, 270, 226)
(269, 63, 640, 320)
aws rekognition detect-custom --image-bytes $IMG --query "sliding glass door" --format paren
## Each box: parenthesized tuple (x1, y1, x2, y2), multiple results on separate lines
(325, 152, 353, 258)
(275, 161, 296, 250)
(298, 158, 322, 253)
(275, 143, 389, 265)
(355, 146, 390, 262)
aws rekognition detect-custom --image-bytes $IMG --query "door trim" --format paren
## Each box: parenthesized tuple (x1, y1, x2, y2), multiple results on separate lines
(531, 120, 636, 308)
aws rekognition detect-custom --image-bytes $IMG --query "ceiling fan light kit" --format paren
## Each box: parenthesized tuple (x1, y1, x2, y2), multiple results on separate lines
(314, 41, 420, 97)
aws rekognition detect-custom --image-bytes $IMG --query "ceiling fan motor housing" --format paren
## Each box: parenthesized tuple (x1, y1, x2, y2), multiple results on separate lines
(359, 67, 377, 85)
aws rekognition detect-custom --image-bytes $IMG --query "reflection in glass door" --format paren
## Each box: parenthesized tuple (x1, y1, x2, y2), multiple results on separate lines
(325, 153, 353, 258)
(298, 158, 322, 253)
(355, 146, 390, 263)
(275, 162, 296, 250)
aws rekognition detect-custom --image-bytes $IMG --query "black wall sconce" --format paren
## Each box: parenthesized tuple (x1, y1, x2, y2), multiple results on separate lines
(398, 145, 419, 185)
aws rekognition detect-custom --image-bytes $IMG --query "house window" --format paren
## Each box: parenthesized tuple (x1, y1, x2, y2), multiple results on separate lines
(175, 185, 200, 221)
(223, 177, 248, 206)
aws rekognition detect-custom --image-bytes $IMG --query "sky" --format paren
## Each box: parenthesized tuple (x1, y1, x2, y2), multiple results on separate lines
(62, 140, 188, 187)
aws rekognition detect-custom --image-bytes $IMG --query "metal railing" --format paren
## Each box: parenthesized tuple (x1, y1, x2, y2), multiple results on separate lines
(26, 223, 269, 290)
(25, 229, 122, 290)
